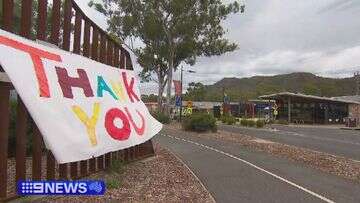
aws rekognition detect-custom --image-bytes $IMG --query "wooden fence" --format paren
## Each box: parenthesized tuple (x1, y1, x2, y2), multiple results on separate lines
(0, 0, 155, 201)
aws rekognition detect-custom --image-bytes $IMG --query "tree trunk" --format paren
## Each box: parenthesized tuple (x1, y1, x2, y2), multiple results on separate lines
(166, 51, 174, 115)
(157, 77, 164, 112)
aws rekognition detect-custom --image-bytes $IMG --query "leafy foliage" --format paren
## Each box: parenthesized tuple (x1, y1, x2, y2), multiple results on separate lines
(182, 113, 217, 132)
(106, 177, 122, 189)
(247, 120, 256, 127)
(105, 159, 124, 189)
(183, 82, 207, 101)
(275, 120, 289, 125)
(151, 111, 171, 124)
(256, 119, 265, 128)
(90, 0, 243, 110)
(240, 119, 248, 127)
(141, 94, 159, 102)
(240, 119, 257, 128)
(221, 114, 236, 125)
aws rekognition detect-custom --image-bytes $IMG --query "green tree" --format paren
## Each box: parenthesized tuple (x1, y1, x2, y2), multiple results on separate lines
(141, 94, 159, 102)
(184, 82, 206, 101)
(136, 47, 169, 111)
(90, 0, 244, 114)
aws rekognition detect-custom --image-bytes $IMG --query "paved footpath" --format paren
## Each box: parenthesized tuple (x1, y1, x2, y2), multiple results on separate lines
(219, 124, 360, 161)
(155, 128, 360, 203)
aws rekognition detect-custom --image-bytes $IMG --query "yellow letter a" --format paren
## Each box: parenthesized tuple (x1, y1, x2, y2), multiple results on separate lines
(72, 103, 100, 146)
(110, 80, 126, 102)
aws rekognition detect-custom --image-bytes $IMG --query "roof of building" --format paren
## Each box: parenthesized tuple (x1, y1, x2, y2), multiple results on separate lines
(181, 101, 223, 109)
(259, 92, 360, 105)
(332, 95, 360, 103)
(248, 99, 276, 103)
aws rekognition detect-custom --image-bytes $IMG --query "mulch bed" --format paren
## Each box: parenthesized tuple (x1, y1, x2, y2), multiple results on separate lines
(164, 124, 360, 183)
(35, 145, 214, 203)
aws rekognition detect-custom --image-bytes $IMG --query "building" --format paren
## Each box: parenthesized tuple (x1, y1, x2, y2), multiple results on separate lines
(179, 101, 275, 119)
(181, 101, 222, 112)
(259, 92, 360, 124)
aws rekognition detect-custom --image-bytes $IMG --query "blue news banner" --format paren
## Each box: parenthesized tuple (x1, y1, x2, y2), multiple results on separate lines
(17, 180, 106, 196)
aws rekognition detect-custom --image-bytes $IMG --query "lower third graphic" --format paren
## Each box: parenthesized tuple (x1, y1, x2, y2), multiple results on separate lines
(17, 180, 106, 196)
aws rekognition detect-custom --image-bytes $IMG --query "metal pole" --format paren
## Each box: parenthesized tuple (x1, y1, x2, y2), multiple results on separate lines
(180, 67, 183, 121)
(179, 66, 183, 122)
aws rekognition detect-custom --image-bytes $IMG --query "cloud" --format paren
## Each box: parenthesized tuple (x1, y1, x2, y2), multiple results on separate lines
(78, 0, 360, 95)
(187, 45, 360, 83)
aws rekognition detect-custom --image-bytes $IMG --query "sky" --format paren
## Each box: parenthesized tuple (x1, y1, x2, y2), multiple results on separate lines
(75, 0, 360, 95)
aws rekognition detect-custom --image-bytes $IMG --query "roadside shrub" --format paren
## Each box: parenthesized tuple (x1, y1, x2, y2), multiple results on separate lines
(105, 159, 124, 189)
(182, 113, 217, 133)
(151, 111, 171, 124)
(240, 119, 248, 126)
(256, 119, 265, 128)
(108, 159, 124, 173)
(276, 120, 289, 125)
(221, 114, 236, 125)
(247, 120, 256, 127)
(105, 176, 122, 189)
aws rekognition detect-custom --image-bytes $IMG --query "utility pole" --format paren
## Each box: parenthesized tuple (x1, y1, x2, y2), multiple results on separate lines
(180, 66, 183, 121)
(179, 67, 196, 121)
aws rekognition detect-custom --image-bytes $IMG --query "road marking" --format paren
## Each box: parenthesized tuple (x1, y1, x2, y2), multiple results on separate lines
(162, 134, 336, 203)
(165, 147, 217, 203)
(278, 130, 360, 146)
(222, 125, 360, 162)
(224, 125, 360, 146)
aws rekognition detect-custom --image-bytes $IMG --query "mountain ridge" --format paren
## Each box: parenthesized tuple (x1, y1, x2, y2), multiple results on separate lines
(185, 72, 357, 101)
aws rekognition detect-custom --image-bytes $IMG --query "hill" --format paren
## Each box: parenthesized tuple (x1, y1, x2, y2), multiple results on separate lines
(184, 72, 357, 101)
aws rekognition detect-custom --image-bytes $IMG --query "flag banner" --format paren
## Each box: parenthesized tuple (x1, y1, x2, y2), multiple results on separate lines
(173, 80, 181, 96)
(0, 29, 162, 163)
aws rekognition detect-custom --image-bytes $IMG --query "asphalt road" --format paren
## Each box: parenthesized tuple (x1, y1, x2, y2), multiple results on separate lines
(155, 129, 360, 203)
(219, 124, 360, 161)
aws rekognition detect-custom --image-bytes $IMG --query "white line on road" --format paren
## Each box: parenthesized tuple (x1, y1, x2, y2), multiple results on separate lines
(222, 125, 360, 163)
(225, 125, 360, 146)
(162, 134, 336, 203)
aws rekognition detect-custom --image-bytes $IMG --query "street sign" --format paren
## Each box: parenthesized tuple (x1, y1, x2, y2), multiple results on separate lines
(175, 96, 182, 107)
(187, 101, 193, 108)
(183, 107, 193, 116)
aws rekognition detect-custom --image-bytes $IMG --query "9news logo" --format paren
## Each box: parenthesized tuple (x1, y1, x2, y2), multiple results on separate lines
(17, 180, 105, 196)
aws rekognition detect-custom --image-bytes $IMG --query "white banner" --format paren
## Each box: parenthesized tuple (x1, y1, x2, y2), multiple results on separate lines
(0, 29, 162, 163)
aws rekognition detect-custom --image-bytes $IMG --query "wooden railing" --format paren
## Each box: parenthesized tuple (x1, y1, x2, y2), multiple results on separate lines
(0, 0, 154, 201)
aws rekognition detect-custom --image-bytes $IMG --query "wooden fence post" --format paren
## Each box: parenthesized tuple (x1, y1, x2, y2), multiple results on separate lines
(0, 84, 10, 198)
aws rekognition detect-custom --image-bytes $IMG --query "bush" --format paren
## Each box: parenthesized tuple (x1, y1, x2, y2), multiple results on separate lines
(247, 120, 256, 127)
(182, 113, 217, 133)
(276, 120, 289, 125)
(240, 119, 248, 126)
(108, 159, 124, 173)
(106, 178, 122, 189)
(221, 114, 237, 125)
(105, 160, 124, 189)
(151, 111, 171, 124)
(256, 119, 265, 128)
